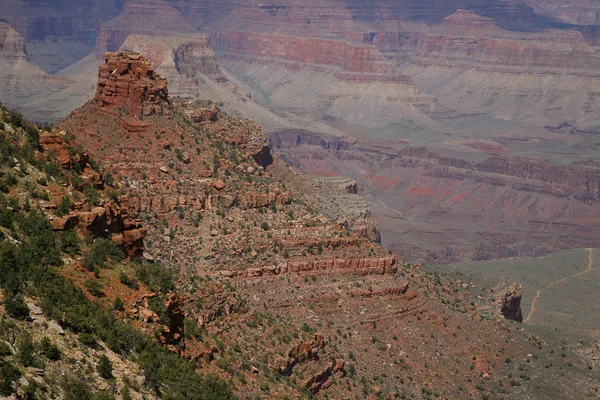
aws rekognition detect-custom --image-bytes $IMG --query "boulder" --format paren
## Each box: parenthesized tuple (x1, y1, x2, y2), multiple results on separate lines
(50, 214, 79, 231)
(499, 282, 523, 322)
(211, 180, 225, 190)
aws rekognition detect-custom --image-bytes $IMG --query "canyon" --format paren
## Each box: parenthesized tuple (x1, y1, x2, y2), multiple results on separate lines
(271, 130, 600, 263)
(0, 1, 598, 387)
(46, 51, 599, 398)
(1, 0, 600, 265)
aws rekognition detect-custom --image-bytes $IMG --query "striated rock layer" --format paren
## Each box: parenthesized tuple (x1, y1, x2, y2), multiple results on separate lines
(95, 51, 170, 116)
(44, 49, 600, 400)
(56, 52, 391, 279)
(94, 0, 197, 58)
(271, 130, 600, 264)
(0, 0, 124, 73)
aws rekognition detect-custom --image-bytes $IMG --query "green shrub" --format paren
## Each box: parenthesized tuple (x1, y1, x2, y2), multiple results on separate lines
(78, 333, 97, 347)
(16, 333, 36, 367)
(46, 343, 61, 361)
(56, 196, 72, 217)
(83, 238, 124, 272)
(59, 230, 81, 256)
(92, 391, 116, 400)
(0, 361, 21, 396)
(61, 375, 92, 400)
(119, 271, 139, 290)
(40, 336, 61, 361)
(112, 297, 124, 311)
(85, 188, 100, 208)
(97, 355, 113, 379)
(134, 261, 175, 294)
(4, 292, 29, 320)
(0, 341, 12, 357)
(0, 207, 13, 229)
(84, 279, 105, 297)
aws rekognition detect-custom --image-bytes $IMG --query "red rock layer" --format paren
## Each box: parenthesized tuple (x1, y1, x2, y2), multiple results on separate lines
(209, 30, 414, 84)
(95, 0, 197, 57)
(95, 52, 170, 116)
(271, 130, 600, 263)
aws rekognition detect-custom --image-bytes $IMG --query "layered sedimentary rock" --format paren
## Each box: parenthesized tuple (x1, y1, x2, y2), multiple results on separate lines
(0, 22, 28, 62)
(95, 0, 197, 58)
(0, 0, 124, 72)
(0, 22, 78, 120)
(525, 0, 600, 25)
(56, 52, 392, 280)
(95, 51, 169, 115)
(271, 130, 600, 263)
(376, 10, 600, 132)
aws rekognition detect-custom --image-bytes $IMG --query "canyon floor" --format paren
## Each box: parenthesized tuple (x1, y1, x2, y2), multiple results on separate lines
(427, 248, 600, 370)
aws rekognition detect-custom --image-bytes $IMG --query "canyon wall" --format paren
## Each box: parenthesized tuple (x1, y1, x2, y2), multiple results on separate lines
(0, 0, 124, 72)
(271, 130, 600, 263)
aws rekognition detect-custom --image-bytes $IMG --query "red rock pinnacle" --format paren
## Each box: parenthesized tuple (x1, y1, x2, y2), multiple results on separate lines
(95, 51, 170, 116)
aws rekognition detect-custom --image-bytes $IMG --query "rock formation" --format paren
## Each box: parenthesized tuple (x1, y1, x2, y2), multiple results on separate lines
(160, 293, 186, 353)
(40, 132, 148, 257)
(0, 22, 28, 62)
(304, 358, 345, 394)
(56, 53, 394, 280)
(499, 282, 524, 323)
(0, 0, 123, 72)
(272, 130, 600, 264)
(95, 0, 197, 58)
(279, 333, 326, 375)
(96, 52, 170, 116)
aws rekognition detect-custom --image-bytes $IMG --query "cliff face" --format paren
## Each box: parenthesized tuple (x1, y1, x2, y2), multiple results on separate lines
(6, 48, 595, 400)
(371, 9, 600, 132)
(0, 22, 77, 119)
(271, 130, 600, 264)
(95, 51, 170, 116)
(0, 22, 28, 61)
(1, 0, 124, 72)
(57, 52, 392, 279)
(398, 10, 598, 71)
(94, 0, 197, 57)
(3, 0, 600, 133)
(525, 0, 600, 25)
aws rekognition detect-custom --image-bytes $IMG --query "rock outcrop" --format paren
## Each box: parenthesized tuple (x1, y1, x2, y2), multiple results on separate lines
(499, 282, 524, 323)
(0, 22, 28, 62)
(279, 333, 326, 375)
(96, 52, 170, 116)
(305, 358, 345, 394)
(160, 293, 186, 352)
(57, 53, 393, 281)
(40, 132, 148, 257)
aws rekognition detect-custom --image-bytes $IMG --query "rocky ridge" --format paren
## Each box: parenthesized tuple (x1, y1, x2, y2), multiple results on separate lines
(57, 52, 394, 280)
(1, 50, 598, 399)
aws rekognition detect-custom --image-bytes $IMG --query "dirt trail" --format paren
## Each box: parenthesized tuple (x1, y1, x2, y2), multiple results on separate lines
(524, 248, 594, 323)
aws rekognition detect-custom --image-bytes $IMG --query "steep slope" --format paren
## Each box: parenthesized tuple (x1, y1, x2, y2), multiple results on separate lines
(525, 0, 600, 25)
(0, 22, 99, 122)
(392, 10, 600, 133)
(48, 51, 600, 399)
(168, 0, 448, 130)
(272, 130, 600, 264)
(0, 22, 66, 117)
(0, 0, 124, 73)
